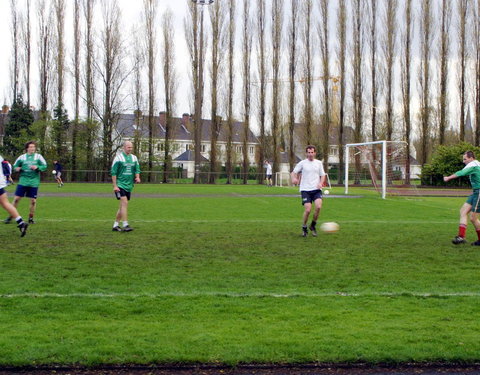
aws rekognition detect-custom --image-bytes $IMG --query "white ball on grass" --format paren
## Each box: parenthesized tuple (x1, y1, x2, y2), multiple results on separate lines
(323, 189, 329, 195)
(320, 222, 339, 233)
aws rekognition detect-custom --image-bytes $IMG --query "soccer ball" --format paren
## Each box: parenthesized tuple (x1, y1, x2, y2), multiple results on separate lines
(323, 189, 330, 195)
(320, 222, 339, 233)
(52, 170, 56, 174)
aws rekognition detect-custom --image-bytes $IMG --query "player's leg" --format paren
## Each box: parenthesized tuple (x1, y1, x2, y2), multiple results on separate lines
(28, 198, 36, 223)
(0, 192, 28, 237)
(302, 202, 312, 237)
(452, 202, 472, 244)
(309, 196, 323, 237)
(5, 194, 22, 224)
(113, 196, 127, 231)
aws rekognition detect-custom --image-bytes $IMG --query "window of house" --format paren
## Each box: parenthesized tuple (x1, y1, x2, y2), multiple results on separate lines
(249, 146, 254, 154)
(329, 146, 338, 157)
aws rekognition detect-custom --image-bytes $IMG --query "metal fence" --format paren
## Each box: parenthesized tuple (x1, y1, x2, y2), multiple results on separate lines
(41, 170, 269, 184)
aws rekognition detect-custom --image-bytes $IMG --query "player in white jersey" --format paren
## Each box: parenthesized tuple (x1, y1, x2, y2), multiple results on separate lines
(0, 155, 28, 236)
(291, 145, 326, 237)
(264, 160, 273, 187)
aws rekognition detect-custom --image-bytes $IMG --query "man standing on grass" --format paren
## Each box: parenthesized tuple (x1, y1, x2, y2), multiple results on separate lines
(444, 150, 480, 246)
(0, 155, 28, 236)
(5, 141, 47, 225)
(264, 160, 273, 187)
(291, 145, 326, 237)
(53, 160, 64, 187)
(111, 141, 141, 232)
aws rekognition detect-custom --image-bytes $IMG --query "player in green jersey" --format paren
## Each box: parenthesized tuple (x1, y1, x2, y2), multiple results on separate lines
(444, 150, 480, 245)
(5, 141, 47, 225)
(111, 141, 141, 232)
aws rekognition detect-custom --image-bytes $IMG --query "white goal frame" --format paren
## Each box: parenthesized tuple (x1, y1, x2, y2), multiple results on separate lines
(344, 140, 407, 199)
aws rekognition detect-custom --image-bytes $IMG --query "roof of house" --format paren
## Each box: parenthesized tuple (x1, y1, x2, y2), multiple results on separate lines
(116, 113, 260, 145)
(174, 149, 209, 162)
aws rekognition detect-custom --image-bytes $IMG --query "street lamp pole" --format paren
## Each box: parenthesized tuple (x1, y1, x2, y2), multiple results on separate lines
(192, 0, 213, 184)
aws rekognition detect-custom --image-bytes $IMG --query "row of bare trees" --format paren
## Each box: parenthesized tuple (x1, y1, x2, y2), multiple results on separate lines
(7, 0, 480, 184)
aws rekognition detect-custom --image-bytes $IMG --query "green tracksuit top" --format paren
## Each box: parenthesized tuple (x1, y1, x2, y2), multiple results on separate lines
(13, 153, 47, 187)
(455, 160, 480, 189)
(111, 152, 141, 192)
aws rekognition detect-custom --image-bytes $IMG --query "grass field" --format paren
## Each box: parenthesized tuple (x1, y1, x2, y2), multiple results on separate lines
(1, 183, 479, 366)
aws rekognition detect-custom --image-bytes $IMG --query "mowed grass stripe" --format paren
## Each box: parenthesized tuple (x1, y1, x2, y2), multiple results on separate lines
(3, 291, 480, 298)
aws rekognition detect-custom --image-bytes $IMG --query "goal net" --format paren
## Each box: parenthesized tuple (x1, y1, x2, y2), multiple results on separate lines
(275, 172, 291, 187)
(344, 140, 410, 199)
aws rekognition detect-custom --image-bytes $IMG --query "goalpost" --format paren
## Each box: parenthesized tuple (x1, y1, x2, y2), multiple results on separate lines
(344, 140, 409, 199)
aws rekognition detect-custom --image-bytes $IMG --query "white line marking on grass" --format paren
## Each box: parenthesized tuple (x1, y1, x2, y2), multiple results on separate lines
(2, 291, 480, 299)
(39, 218, 458, 224)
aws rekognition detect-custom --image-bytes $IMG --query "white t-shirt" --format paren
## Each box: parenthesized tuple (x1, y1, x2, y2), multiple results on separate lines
(265, 163, 272, 175)
(0, 156, 7, 189)
(292, 159, 326, 191)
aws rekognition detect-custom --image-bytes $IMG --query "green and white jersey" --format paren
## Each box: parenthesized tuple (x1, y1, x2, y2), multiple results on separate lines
(455, 160, 480, 189)
(111, 152, 140, 192)
(13, 152, 47, 187)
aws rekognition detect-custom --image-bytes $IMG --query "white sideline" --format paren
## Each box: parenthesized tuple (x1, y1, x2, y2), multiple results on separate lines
(1, 291, 480, 299)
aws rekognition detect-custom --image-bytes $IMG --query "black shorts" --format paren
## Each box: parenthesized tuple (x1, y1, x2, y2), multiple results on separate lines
(15, 185, 38, 199)
(301, 190, 322, 205)
(0, 188, 5, 196)
(115, 188, 131, 201)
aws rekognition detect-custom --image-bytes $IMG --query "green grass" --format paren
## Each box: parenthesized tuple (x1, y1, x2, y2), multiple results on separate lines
(0, 184, 479, 365)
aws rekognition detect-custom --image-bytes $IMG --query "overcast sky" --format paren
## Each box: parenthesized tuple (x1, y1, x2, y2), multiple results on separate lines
(0, 0, 192, 114)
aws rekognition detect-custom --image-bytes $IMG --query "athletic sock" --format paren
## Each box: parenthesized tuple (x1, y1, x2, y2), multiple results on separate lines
(302, 225, 307, 231)
(123, 221, 129, 227)
(29, 214, 33, 220)
(476, 229, 480, 241)
(113, 221, 119, 228)
(458, 224, 467, 238)
(15, 217, 23, 224)
(311, 220, 317, 228)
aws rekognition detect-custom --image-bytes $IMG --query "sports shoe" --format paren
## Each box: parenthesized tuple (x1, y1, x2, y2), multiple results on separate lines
(112, 226, 122, 232)
(472, 240, 480, 246)
(28, 218, 35, 224)
(4, 217, 12, 224)
(309, 223, 317, 237)
(452, 236, 467, 245)
(302, 227, 308, 237)
(122, 225, 134, 232)
(17, 222, 28, 237)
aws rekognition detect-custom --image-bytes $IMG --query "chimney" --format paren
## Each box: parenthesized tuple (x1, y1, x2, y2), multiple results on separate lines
(182, 113, 192, 133)
(1, 105, 9, 114)
(159, 111, 167, 127)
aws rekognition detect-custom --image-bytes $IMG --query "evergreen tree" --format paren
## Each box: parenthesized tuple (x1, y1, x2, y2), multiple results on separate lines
(2, 95, 34, 159)
(52, 103, 70, 159)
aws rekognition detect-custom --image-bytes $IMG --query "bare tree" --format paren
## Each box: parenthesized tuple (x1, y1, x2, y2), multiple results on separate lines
(241, 0, 253, 184)
(10, 0, 20, 103)
(185, 1, 207, 184)
(287, 0, 299, 172)
(225, 0, 236, 184)
(368, 0, 378, 144)
(208, 0, 226, 184)
(20, 0, 32, 107)
(256, 0, 267, 183)
(437, 0, 451, 145)
(144, 0, 158, 181)
(457, 0, 470, 141)
(83, 0, 96, 174)
(336, 0, 347, 184)
(271, 0, 283, 180)
(401, 0, 413, 184)
(131, 26, 145, 156)
(93, 0, 130, 173)
(418, 0, 434, 165)
(54, 0, 66, 107)
(319, 0, 331, 172)
(382, 0, 397, 142)
(352, 0, 366, 182)
(160, 8, 177, 183)
(71, 0, 81, 180)
(475, 0, 480, 145)
(301, 0, 314, 145)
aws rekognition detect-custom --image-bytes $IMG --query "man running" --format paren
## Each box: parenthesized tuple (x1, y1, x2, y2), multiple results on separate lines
(444, 150, 480, 245)
(0, 155, 28, 236)
(53, 160, 64, 187)
(5, 141, 46, 225)
(111, 141, 141, 232)
(290, 145, 326, 237)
